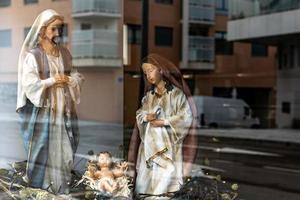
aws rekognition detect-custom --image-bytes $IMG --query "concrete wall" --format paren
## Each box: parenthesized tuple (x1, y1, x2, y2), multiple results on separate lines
(77, 69, 123, 123)
(228, 9, 300, 41)
(276, 43, 300, 128)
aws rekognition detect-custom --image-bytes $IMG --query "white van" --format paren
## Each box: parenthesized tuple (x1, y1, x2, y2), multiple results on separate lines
(193, 96, 260, 128)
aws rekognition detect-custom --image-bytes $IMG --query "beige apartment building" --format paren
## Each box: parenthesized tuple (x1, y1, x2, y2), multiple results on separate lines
(0, 0, 123, 123)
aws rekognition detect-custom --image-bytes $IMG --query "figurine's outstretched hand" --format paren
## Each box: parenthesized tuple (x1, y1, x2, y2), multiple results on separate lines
(146, 113, 156, 121)
(150, 119, 165, 127)
(54, 74, 69, 84)
(53, 74, 70, 88)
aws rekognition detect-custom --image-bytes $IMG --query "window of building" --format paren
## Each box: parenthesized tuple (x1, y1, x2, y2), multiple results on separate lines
(283, 53, 288, 69)
(252, 43, 268, 57)
(63, 23, 68, 36)
(24, 0, 38, 4)
(0, 29, 12, 47)
(215, 0, 228, 14)
(215, 31, 233, 55)
(155, 26, 173, 47)
(278, 48, 282, 70)
(128, 24, 141, 45)
(289, 45, 295, 69)
(155, 0, 173, 4)
(24, 27, 31, 39)
(61, 23, 68, 44)
(80, 24, 92, 30)
(0, 0, 10, 7)
(282, 102, 291, 114)
(279, 47, 288, 70)
(298, 47, 300, 68)
(189, 24, 208, 36)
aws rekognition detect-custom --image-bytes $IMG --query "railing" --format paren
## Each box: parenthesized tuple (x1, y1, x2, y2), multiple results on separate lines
(229, 0, 300, 20)
(72, 29, 119, 59)
(190, 0, 214, 7)
(72, 0, 120, 15)
(189, 36, 214, 62)
(189, 0, 215, 23)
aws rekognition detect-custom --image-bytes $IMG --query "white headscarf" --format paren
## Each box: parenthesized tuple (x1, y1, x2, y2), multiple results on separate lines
(17, 9, 62, 111)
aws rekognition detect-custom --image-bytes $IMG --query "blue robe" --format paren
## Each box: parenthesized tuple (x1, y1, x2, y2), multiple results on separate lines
(18, 46, 80, 193)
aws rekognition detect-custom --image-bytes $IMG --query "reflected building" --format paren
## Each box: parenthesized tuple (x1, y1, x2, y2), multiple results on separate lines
(124, 0, 276, 128)
(0, 0, 123, 123)
(228, 0, 300, 128)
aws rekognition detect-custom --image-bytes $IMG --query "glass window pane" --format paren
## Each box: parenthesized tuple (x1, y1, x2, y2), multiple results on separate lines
(0, 0, 10, 7)
(155, 26, 173, 46)
(0, 29, 12, 47)
(24, 0, 38, 4)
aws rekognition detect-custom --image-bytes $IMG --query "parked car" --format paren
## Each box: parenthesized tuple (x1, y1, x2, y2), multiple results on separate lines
(193, 96, 260, 128)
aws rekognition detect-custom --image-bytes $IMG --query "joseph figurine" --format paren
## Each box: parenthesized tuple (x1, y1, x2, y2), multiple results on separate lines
(17, 9, 84, 194)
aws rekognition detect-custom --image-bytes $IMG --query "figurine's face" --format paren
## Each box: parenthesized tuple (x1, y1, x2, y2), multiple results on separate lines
(43, 18, 64, 45)
(98, 153, 112, 168)
(142, 63, 162, 85)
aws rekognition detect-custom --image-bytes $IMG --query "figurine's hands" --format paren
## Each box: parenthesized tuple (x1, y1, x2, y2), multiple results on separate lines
(61, 74, 69, 83)
(54, 74, 69, 84)
(116, 162, 128, 171)
(146, 113, 156, 121)
(150, 119, 165, 127)
(54, 74, 62, 83)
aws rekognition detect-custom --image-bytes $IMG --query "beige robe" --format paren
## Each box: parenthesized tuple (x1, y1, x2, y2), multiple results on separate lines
(135, 86, 193, 197)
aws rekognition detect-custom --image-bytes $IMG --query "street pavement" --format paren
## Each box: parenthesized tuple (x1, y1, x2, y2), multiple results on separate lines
(1, 99, 300, 199)
(0, 100, 123, 171)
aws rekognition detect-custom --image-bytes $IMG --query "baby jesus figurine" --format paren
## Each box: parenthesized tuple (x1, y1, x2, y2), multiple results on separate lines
(85, 151, 130, 197)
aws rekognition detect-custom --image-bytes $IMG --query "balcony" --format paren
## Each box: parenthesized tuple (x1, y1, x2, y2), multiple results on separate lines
(72, 29, 121, 67)
(188, 36, 215, 70)
(229, 0, 300, 20)
(228, 0, 300, 42)
(189, 36, 214, 62)
(72, 0, 121, 18)
(189, 0, 215, 24)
